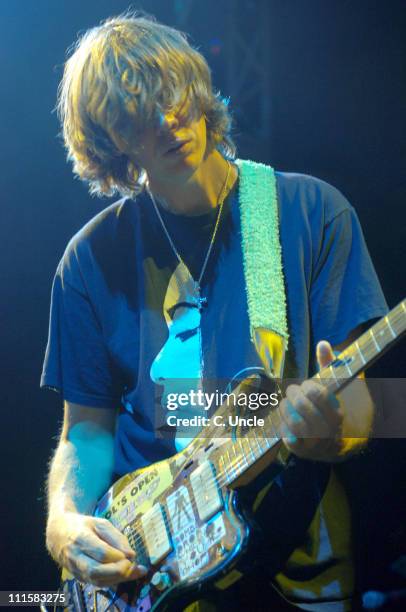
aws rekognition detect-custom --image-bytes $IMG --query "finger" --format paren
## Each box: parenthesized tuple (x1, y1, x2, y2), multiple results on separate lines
(74, 554, 147, 588)
(74, 530, 131, 564)
(301, 380, 343, 432)
(280, 422, 303, 452)
(87, 558, 148, 587)
(316, 340, 335, 369)
(285, 385, 330, 438)
(279, 393, 307, 438)
(93, 518, 135, 559)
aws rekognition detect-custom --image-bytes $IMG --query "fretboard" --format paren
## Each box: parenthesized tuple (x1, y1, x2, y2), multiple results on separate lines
(215, 299, 406, 486)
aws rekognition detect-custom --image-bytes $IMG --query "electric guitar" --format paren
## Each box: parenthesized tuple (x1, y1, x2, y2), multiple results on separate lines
(59, 301, 405, 611)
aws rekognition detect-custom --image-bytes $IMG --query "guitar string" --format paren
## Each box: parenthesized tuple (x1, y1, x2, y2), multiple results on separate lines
(107, 308, 405, 558)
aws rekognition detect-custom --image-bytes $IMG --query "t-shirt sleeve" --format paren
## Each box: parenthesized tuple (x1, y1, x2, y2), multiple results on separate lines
(40, 250, 122, 408)
(310, 191, 388, 348)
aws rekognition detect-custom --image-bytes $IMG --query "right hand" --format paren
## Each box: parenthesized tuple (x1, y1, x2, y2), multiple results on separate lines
(46, 512, 147, 587)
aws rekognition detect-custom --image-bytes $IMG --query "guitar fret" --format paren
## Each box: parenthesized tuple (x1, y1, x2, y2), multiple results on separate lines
(226, 448, 235, 480)
(245, 437, 255, 463)
(370, 328, 381, 352)
(260, 437, 268, 452)
(252, 437, 261, 461)
(247, 438, 257, 461)
(385, 315, 396, 339)
(254, 430, 262, 453)
(240, 438, 248, 464)
(344, 358, 353, 377)
(236, 440, 243, 466)
(254, 429, 264, 457)
(231, 445, 243, 478)
(329, 366, 340, 387)
(219, 455, 229, 483)
(355, 341, 366, 365)
(235, 447, 243, 475)
(239, 439, 250, 468)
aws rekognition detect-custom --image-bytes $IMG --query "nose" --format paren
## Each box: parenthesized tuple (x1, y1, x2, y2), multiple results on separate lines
(159, 111, 179, 132)
(150, 349, 165, 384)
(150, 344, 178, 384)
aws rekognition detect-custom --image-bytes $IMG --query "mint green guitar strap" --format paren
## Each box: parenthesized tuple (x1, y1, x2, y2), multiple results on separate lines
(236, 159, 289, 378)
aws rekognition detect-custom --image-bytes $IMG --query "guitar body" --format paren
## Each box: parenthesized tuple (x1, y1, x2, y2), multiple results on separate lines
(61, 437, 262, 611)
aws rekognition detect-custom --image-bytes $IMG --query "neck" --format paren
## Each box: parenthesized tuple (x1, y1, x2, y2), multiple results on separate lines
(148, 149, 237, 216)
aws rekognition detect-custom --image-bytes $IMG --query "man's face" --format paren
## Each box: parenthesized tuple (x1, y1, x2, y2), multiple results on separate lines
(114, 96, 208, 185)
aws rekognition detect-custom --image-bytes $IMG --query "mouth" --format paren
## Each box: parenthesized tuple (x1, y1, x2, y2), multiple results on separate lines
(164, 139, 191, 155)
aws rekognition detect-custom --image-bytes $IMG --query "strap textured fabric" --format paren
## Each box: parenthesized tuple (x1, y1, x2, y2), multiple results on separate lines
(236, 159, 288, 375)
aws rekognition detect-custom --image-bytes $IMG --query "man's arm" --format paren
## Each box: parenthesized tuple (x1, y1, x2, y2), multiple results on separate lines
(281, 327, 374, 462)
(46, 401, 146, 587)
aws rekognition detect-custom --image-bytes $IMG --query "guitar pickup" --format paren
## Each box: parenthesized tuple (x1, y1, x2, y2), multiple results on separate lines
(141, 503, 172, 564)
(190, 461, 223, 522)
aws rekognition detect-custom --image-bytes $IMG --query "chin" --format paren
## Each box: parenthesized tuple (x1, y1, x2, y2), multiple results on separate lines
(169, 151, 204, 176)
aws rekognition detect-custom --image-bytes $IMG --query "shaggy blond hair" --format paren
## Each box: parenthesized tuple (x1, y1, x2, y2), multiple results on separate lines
(57, 13, 236, 197)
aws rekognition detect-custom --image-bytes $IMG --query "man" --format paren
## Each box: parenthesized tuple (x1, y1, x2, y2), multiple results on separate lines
(42, 13, 388, 610)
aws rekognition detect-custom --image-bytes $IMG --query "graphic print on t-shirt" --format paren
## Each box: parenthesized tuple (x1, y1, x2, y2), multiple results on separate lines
(150, 261, 205, 451)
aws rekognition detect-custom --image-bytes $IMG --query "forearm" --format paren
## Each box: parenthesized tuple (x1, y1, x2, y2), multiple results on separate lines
(45, 419, 145, 584)
(47, 421, 115, 521)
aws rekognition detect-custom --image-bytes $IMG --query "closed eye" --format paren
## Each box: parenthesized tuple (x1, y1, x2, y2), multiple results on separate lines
(175, 327, 199, 342)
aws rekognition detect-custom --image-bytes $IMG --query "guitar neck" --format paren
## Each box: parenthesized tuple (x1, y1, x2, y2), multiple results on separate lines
(215, 300, 406, 486)
(313, 300, 406, 394)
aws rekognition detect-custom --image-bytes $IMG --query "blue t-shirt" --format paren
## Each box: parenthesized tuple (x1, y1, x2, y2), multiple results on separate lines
(41, 170, 389, 609)
(41, 171, 387, 476)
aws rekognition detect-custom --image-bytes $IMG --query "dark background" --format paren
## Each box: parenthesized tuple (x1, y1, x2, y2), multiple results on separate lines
(1, 0, 405, 603)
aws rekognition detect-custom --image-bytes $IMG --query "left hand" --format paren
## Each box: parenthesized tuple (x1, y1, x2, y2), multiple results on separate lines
(280, 341, 344, 460)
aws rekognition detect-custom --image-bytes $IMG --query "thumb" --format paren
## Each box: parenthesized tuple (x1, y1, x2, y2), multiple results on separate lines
(316, 340, 335, 370)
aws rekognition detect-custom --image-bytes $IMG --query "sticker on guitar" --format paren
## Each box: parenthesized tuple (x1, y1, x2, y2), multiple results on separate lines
(167, 486, 225, 580)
